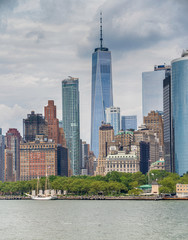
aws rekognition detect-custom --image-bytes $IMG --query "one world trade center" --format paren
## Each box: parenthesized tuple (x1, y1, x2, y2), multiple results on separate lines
(91, 13, 113, 158)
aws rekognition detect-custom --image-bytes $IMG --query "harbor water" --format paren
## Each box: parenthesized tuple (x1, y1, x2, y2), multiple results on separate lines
(0, 200, 187, 240)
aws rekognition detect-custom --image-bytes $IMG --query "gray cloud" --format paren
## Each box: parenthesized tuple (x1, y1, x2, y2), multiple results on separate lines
(0, 0, 188, 142)
(0, 0, 19, 31)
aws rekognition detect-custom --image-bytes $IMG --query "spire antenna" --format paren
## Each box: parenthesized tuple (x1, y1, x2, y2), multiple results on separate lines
(100, 12, 103, 50)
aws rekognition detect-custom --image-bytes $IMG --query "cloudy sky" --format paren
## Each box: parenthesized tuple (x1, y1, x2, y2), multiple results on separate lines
(0, 0, 187, 143)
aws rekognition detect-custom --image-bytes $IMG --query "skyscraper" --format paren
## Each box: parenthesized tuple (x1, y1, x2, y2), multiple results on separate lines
(23, 111, 48, 142)
(6, 128, 21, 181)
(171, 50, 188, 175)
(95, 123, 114, 176)
(105, 107, 120, 135)
(142, 64, 171, 118)
(62, 77, 80, 175)
(163, 75, 172, 172)
(121, 115, 137, 131)
(44, 100, 60, 144)
(91, 13, 113, 158)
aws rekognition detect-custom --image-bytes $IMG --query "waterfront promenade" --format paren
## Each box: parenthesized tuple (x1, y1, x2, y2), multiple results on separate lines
(0, 195, 188, 200)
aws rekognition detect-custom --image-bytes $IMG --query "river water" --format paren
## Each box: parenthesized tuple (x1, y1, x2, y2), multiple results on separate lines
(0, 200, 187, 240)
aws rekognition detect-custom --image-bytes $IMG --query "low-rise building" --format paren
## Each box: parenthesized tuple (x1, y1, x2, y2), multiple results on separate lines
(176, 184, 188, 198)
(104, 150, 139, 175)
(150, 158, 165, 171)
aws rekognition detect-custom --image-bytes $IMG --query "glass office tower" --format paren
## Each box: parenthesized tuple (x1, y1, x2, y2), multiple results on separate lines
(62, 77, 80, 175)
(90, 15, 113, 158)
(172, 51, 188, 176)
(121, 115, 137, 131)
(142, 65, 171, 118)
(105, 107, 120, 136)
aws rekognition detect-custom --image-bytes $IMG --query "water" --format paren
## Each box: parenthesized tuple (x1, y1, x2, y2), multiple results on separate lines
(0, 200, 187, 240)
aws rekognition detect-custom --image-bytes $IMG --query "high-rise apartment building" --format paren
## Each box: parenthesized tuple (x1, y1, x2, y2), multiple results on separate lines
(6, 128, 21, 181)
(121, 115, 137, 131)
(105, 107, 120, 136)
(142, 64, 171, 118)
(23, 111, 48, 142)
(44, 100, 60, 144)
(62, 77, 80, 175)
(163, 75, 173, 172)
(91, 14, 113, 158)
(44, 100, 67, 147)
(95, 123, 114, 175)
(171, 50, 188, 175)
(0, 129, 5, 182)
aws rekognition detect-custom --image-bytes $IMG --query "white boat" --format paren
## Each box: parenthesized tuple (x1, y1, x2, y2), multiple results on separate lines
(31, 195, 57, 200)
(30, 173, 57, 200)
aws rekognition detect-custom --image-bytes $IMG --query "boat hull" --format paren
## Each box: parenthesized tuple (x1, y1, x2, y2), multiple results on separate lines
(31, 196, 57, 200)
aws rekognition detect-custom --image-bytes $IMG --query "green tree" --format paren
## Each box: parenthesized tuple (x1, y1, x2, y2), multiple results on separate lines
(128, 188, 143, 196)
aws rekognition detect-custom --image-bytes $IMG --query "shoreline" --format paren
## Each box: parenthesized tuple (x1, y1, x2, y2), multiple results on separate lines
(0, 195, 188, 200)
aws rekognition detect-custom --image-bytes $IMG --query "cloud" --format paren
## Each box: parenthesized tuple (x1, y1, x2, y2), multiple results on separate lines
(0, 0, 19, 30)
(0, 0, 188, 143)
(0, 104, 27, 135)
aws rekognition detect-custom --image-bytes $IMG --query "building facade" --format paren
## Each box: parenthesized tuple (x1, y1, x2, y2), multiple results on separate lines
(121, 115, 137, 131)
(62, 77, 80, 175)
(5, 128, 21, 181)
(144, 111, 164, 158)
(95, 123, 114, 175)
(44, 100, 60, 144)
(171, 51, 188, 175)
(163, 75, 173, 172)
(176, 184, 188, 198)
(105, 107, 120, 135)
(20, 138, 58, 181)
(114, 130, 134, 149)
(91, 15, 113, 158)
(23, 111, 48, 142)
(0, 129, 5, 182)
(134, 125, 159, 165)
(104, 150, 139, 175)
(4, 149, 13, 182)
(150, 158, 165, 171)
(142, 64, 171, 118)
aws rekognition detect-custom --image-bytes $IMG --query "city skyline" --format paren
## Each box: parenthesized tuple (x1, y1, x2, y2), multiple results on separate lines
(0, 0, 188, 144)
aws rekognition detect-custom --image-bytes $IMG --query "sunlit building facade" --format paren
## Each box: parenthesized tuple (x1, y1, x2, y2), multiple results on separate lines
(105, 107, 120, 135)
(91, 16, 113, 158)
(142, 64, 171, 118)
(121, 115, 137, 131)
(171, 51, 188, 175)
(62, 77, 80, 175)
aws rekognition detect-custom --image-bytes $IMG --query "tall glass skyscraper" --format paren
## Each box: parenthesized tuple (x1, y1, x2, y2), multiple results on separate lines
(91, 14, 113, 158)
(105, 107, 120, 136)
(62, 77, 80, 175)
(172, 50, 188, 176)
(142, 65, 171, 118)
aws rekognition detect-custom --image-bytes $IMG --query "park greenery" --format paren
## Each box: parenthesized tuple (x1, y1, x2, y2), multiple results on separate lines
(0, 170, 188, 196)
